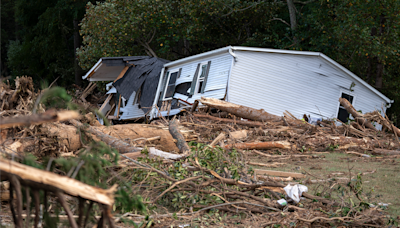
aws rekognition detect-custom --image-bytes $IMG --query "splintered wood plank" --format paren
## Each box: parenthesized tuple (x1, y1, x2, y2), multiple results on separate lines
(254, 169, 305, 179)
(113, 65, 130, 83)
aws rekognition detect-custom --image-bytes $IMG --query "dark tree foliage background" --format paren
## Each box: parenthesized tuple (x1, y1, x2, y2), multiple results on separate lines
(2, 0, 400, 123)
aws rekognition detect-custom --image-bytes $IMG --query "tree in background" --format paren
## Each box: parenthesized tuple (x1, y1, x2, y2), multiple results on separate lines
(5, 0, 90, 86)
(77, 0, 279, 69)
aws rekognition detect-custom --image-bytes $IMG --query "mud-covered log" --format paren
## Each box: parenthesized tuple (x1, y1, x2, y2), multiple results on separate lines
(224, 141, 292, 150)
(0, 158, 117, 206)
(0, 110, 80, 129)
(200, 97, 282, 122)
(169, 119, 190, 154)
(339, 98, 377, 131)
(69, 119, 142, 154)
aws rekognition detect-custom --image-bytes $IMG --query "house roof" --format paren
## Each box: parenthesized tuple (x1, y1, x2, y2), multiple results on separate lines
(163, 46, 392, 104)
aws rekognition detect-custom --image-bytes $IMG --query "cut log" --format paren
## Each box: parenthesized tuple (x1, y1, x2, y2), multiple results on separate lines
(372, 149, 400, 155)
(339, 98, 377, 131)
(0, 110, 80, 129)
(169, 119, 190, 154)
(254, 169, 305, 179)
(199, 97, 282, 122)
(225, 141, 292, 150)
(194, 114, 269, 128)
(247, 162, 285, 168)
(0, 158, 116, 206)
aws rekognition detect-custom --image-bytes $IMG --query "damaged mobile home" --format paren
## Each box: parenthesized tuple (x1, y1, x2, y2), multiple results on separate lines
(82, 56, 169, 124)
(150, 46, 392, 122)
(84, 46, 392, 124)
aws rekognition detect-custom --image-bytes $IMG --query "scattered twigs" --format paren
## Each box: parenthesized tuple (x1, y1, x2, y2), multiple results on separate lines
(152, 176, 204, 203)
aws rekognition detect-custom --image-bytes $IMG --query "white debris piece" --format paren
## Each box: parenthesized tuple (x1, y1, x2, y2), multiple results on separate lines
(284, 184, 308, 203)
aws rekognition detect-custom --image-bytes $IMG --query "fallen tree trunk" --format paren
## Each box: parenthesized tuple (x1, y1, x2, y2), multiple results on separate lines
(194, 114, 269, 128)
(69, 119, 142, 154)
(0, 158, 116, 206)
(0, 110, 80, 129)
(169, 119, 190, 154)
(224, 141, 292, 150)
(339, 98, 377, 131)
(199, 97, 282, 122)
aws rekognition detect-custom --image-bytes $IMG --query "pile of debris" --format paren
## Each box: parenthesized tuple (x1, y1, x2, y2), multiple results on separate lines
(1, 77, 398, 227)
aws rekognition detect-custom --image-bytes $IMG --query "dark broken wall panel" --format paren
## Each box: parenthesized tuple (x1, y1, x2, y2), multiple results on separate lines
(113, 56, 170, 113)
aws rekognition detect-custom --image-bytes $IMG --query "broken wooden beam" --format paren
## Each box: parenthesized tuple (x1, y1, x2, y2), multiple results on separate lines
(0, 110, 80, 129)
(339, 98, 377, 131)
(224, 141, 292, 150)
(169, 119, 191, 154)
(254, 169, 305, 179)
(199, 97, 282, 122)
(0, 158, 117, 206)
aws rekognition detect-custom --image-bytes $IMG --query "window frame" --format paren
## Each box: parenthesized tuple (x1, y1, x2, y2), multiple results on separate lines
(162, 68, 180, 101)
(336, 90, 356, 123)
(194, 62, 209, 95)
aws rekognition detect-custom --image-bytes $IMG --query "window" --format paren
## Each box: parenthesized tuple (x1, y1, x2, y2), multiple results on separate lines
(163, 70, 179, 100)
(195, 63, 208, 94)
(337, 92, 354, 122)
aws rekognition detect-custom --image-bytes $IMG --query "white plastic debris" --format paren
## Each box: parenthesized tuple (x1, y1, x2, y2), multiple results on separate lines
(277, 199, 287, 206)
(284, 184, 308, 203)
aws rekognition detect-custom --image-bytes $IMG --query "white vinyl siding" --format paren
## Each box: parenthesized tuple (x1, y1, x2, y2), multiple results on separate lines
(170, 53, 233, 104)
(228, 51, 387, 120)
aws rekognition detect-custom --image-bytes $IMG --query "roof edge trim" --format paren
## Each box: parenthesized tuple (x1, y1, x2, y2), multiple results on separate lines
(83, 58, 103, 79)
(163, 46, 232, 68)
